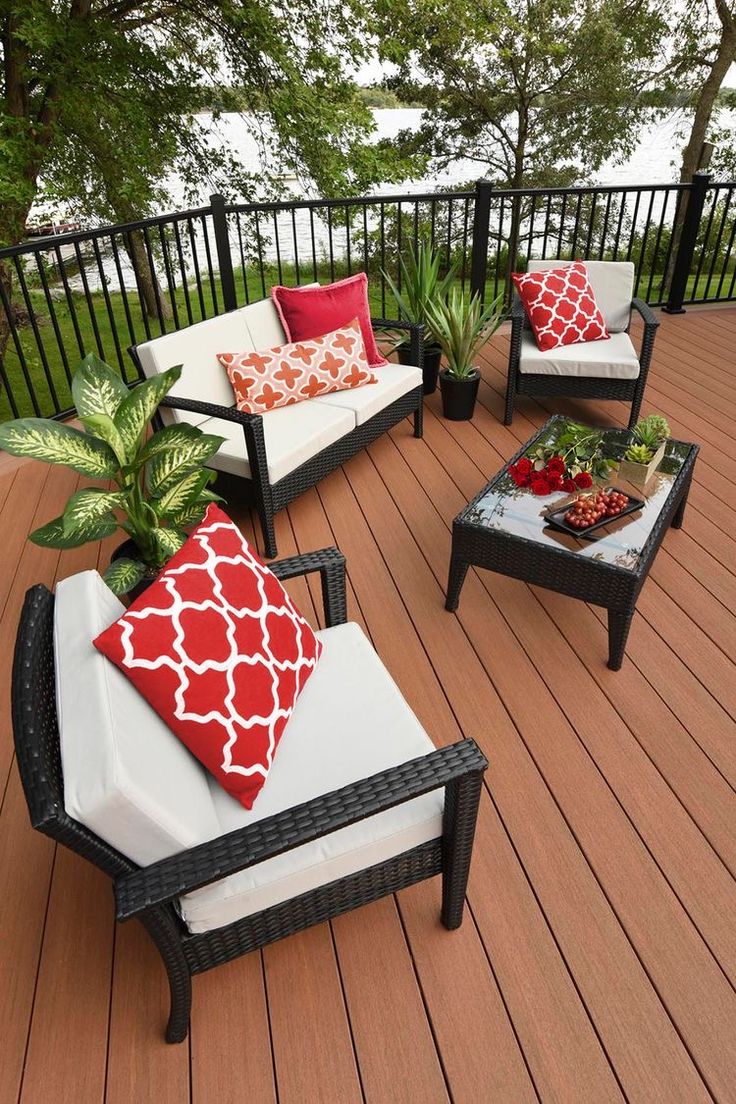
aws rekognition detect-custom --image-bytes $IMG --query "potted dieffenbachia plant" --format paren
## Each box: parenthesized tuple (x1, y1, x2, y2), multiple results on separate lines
(382, 240, 459, 394)
(619, 414, 671, 485)
(425, 286, 505, 420)
(0, 355, 224, 595)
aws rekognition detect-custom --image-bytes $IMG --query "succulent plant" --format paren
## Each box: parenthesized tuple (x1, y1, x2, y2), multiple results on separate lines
(633, 413, 670, 452)
(624, 442, 655, 464)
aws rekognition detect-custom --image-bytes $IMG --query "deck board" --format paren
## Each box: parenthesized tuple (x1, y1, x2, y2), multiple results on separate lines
(2, 305, 735, 1103)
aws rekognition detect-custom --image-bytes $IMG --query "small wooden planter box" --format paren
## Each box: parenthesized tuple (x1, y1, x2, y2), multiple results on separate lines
(618, 441, 666, 486)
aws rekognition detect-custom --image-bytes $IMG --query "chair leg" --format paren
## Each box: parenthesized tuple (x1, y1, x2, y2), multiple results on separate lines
(628, 379, 645, 429)
(441, 770, 484, 929)
(414, 396, 424, 438)
(504, 371, 516, 425)
(257, 500, 278, 559)
(140, 910, 193, 1044)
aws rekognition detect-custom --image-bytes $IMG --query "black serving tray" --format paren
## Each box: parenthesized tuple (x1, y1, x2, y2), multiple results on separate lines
(543, 487, 645, 538)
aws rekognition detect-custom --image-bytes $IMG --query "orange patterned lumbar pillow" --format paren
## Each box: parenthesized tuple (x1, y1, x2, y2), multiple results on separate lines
(218, 318, 377, 414)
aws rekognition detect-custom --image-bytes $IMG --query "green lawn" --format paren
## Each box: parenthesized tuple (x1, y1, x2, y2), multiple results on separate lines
(2, 261, 733, 422)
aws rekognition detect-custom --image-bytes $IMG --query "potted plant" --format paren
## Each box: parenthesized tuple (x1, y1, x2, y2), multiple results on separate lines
(382, 239, 459, 394)
(618, 414, 671, 485)
(0, 354, 224, 597)
(425, 286, 505, 420)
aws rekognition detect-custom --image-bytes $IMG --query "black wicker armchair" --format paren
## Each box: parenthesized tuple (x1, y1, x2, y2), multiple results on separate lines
(131, 317, 425, 560)
(12, 547, 487, 1043)
(504, 262, 659, 429)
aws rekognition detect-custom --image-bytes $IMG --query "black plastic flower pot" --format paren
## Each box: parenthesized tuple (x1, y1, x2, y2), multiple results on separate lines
(110, 540, 161, 603)
(397, 340, 442, 395)
(439, 369, 480, 421)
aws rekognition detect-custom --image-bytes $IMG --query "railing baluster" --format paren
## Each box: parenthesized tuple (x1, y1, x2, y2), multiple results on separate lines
(158, 224, 180, 330)
(187, 217, 207, 320)
(0, 265, 41, 415)
(645, 189, 671, 302)
(13, 256, 60, 411)
(109, 234, 139, 366)
(635, 191, 656, 298)
(72, 241, 105, 356)
(612, 192, 627, 260)
(273, 210, 283, 285)
(557, 193, 568, 257)
(53, 243, 85, 356)
(380, 202, 386, 315)
(396, 201, 402, 292)
(345, 206, 352, 275)
(292, 209, 300, 285)
(199, 215, 219, 315)
(92, 238, 125, 369)
(715, 188, 736, 299)
(34, 251, 72, 386)
(626, 191, 642, 261)
(327, 205, 336, 283)
(703, 185, 731, 301)
(173, 219, 195, 322)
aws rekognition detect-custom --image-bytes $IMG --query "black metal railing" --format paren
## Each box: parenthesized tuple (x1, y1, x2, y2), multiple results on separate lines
(1, 172, 733, 422)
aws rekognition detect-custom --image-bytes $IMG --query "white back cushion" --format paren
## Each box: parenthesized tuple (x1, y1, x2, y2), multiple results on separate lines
(54, 570, 220, 865)
(135, 307, 255, 426)
(527, 260, 634, 332)
(241, 296, 289, 349)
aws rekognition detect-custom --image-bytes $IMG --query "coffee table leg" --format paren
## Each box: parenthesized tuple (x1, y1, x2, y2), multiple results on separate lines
(445, 555, 469, 611)
(607, 608, 635, 670)
(670, 476, 692, 527)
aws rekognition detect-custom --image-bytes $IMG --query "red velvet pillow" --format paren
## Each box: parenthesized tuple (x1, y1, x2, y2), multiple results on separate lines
(511, 261, 609, 351)
(217, 319, 377, 413)
(271, 273, 388, 369)
(94, 505, 322, 809)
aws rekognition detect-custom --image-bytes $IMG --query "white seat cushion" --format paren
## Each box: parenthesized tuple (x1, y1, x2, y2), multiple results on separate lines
(519, 330, 640, 379)
(135, 307, 256, 426)
(527, 260, 634, 333)
(179, 622, 444, 933)
(313, 363, 422, 425)
(54, 571, 219, 866)
(202, 401, 355, 485)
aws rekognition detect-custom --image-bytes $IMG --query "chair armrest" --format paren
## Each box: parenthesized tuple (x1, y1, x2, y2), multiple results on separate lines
(510, 296, 526, 325)
(269, 546, 347, 627)
(158, 395, 262, 428)
(114, 739, 487, 921)
(631, 298, 659, 329)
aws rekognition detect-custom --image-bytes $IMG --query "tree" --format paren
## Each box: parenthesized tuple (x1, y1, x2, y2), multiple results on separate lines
(670, 1, 736, 181)
(0, 1, 411, 343)
(372, 0, 669, 267)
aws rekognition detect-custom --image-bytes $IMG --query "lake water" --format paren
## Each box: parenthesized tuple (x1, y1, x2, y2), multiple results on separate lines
(36, 107, 732, 293)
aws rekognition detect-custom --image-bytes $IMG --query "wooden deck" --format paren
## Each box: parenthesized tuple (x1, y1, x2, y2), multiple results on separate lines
(1, 306, 735, 1104)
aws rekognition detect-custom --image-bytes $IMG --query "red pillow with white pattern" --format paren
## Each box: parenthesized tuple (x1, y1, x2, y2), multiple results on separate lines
(93, 504, 322, 810)
(511, 261, 609, 351)
(218, 318, 377, 414)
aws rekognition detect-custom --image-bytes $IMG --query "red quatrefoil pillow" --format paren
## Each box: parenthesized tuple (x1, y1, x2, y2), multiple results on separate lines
(94, 504, 322, 809)
(217, 318, 377, 414)
(511, 261, 609, 351)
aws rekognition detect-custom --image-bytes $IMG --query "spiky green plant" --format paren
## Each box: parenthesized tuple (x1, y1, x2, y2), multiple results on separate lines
(633, 413, 670, 452)
(624, 442, 655, 464)
(381, 239, 459, 345)
(0, 354, 224, 594)
(424, 286, 506, 380)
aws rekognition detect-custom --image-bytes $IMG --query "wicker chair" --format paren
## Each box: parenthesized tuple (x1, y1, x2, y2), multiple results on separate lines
(504, 260, 659, 429)
(12, 547, 486, 1043)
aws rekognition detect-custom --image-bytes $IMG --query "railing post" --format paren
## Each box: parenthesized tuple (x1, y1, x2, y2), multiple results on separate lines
(209, 193, 237, 313)
(663, 171, 712, 314)
(470, 179, 493, 304)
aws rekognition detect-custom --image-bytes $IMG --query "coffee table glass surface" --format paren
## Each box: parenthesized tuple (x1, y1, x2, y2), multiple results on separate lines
(447, 415, 698, 669)
(459, 416, 695, 573)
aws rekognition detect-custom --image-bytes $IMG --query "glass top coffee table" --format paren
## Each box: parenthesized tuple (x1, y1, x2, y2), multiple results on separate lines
(445, 415, 699, 669)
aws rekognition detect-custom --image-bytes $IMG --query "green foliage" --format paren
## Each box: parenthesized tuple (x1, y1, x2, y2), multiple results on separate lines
(537, 421, 617, 479)
(0, 353, 224, 593)
(634, 413, 670, 451)
(624, 442, 655, 463)
(425, 286, 505, 379)
(371, 0, 669, 191)
(381, 239, 459, 344)
(0, 0, 416, 251)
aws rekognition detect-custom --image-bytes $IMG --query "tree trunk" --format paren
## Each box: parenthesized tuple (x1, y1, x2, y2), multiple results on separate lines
(664, 1, 736, 296)
(124, 229, 173, 324)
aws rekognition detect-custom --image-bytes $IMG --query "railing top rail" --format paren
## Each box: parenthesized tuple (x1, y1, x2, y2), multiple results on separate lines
(223, 189, 476, 215)
(0, 205, 212, 259)
(490, 181, 692, 199)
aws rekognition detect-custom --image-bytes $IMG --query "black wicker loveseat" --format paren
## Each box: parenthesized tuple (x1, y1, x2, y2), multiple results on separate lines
(129, 297, 425, 559)
(12, 546, 486, 1043)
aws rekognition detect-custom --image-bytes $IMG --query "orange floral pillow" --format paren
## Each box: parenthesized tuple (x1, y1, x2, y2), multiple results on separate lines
(217, 318, 377, 414)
